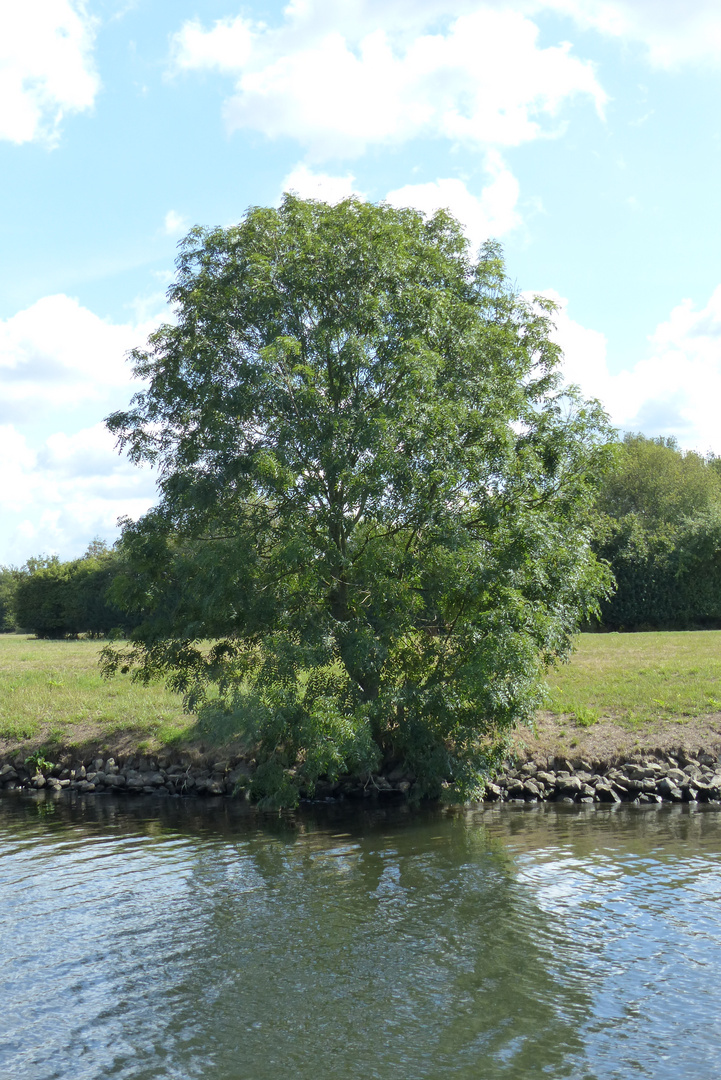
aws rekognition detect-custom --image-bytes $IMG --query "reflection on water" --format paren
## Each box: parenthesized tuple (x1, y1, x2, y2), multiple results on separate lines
(1, 795, 720, 1080)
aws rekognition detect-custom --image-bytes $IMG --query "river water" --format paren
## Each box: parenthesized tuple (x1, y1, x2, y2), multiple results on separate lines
(1, 794, 720, 1080)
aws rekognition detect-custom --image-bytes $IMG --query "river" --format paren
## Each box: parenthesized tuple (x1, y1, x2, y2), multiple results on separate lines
(1, 793, 720, 1079)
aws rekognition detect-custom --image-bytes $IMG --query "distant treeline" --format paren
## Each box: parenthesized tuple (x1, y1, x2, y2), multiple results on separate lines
(592, 433, 721, 630)
(0, 540, 139, 638)
(4, 433, 721, 637)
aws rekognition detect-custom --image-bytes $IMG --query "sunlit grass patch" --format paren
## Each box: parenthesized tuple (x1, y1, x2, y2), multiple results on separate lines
(548, 630, 721, 726)
(0, 634, 195, 751)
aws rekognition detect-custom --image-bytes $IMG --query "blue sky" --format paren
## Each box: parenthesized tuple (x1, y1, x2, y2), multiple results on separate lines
(3, 0, 721, 563)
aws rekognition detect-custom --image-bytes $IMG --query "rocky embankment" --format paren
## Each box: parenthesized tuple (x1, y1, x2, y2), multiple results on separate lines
(2, 748, 721, 805)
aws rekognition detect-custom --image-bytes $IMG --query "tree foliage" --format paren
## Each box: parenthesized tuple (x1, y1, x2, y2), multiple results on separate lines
(593, 434, 721, 629)
(104, 196, 614, 804)
(0, 566, 23, 632)
(14, 543, 134, 639)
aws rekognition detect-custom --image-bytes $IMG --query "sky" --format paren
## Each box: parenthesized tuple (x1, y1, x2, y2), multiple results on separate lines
(2, 0, 721, 564)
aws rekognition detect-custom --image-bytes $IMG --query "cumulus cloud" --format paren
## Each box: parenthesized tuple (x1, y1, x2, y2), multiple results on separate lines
(164, 209, 189, 236)
(172, 13, 253, 72)
(534, 0, 721, 69)
(281, 0, 721, 70)
(170, 7, 606, 158)
(0, 293, 157, 423)
(280, 164, 366, 203)
(0, 294, 162, 561)
(386, 152, 521, 250)
(549, 287, 721, 454)
(0, 0, 99, 145)
(1, 422, 156, 563)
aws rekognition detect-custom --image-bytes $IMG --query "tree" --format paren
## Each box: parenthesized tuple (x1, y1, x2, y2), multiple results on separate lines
(0, 566, 22, 632)
(104, 196, 613, 804)
(596, 433, 721, 528)
(14, 548, 135, 638)
(592, 434, 721, 629)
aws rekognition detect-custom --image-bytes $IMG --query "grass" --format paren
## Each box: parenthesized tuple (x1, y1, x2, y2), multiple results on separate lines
(0, 633, 195, 753)
(2, 629, 721, 757)
(547, 630, 721, 727)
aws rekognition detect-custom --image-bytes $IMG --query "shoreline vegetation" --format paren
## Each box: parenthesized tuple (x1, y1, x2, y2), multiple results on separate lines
(0, 631, 720, 806)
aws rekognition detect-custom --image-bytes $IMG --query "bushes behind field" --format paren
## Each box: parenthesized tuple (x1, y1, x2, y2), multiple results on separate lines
(592, 435, 721, 630)
(3, 543, 138, 638)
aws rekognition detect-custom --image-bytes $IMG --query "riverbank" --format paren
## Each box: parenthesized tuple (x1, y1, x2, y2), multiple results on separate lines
(1, 631, 721, 805)
(2, 741, 721, 806)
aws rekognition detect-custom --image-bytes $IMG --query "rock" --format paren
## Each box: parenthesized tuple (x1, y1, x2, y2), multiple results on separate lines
(0, 765, 18, 783)
(556, 776, 583, 796)
(397, 781, 411, 795)
(93, 758, 105, 773)
(139, 771, 165, 787)
(31, 774, 46, 789)
(596, 785, 621, 804)
(484, 782, 502, 801)
(572, 759, 593, 774)
(211, 760, 229, 774)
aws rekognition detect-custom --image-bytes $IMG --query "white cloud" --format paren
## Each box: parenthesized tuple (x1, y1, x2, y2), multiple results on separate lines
(386, 152, 521, 250)
(172, 14, 253, 72)
(170, 7, 606, 158)
(0, 294, 162, 561)
(0, 294, 157, 422)
(164, 209, 189, 236)
(0, 422, 156, 563)
(0, 0, 99, 145)
(280, 164, 365, 203)
(534, 0, 721, 69)
(548, 287, 721, 454)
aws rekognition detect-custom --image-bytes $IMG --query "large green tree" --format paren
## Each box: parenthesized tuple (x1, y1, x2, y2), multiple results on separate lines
(104, 196, 613, 803)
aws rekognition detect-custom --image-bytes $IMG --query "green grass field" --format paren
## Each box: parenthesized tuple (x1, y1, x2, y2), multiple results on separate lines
(547, 630, 721, 726)
(0, 634, 194, 751)
(1, 629, 720, 754)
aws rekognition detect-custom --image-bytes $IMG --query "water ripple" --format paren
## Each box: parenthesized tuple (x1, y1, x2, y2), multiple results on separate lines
(1, 797, 721, 1078)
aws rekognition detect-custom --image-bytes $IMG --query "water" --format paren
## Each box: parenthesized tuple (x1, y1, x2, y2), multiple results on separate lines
(1, 795, 720, 1080)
